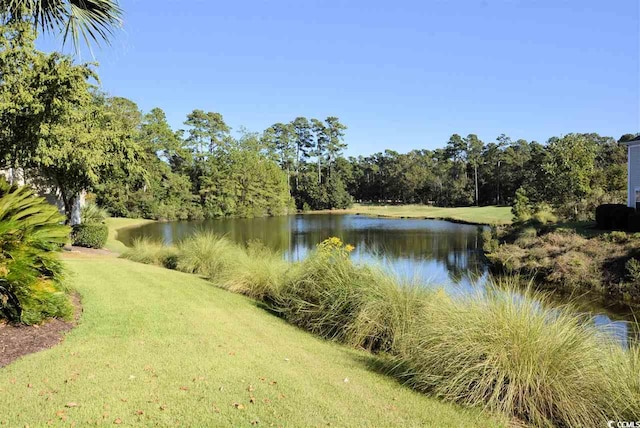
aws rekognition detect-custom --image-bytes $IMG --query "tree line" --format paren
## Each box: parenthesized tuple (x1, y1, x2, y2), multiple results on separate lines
(0, 14, 635, 223)
(339, 133, 630, 220)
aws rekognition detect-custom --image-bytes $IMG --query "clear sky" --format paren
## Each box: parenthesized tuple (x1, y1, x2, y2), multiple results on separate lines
(37, 0, 640, 156)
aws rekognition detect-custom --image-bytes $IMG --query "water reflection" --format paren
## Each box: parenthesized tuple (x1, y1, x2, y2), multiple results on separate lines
(120, 214, 488, 286)
(118, 214, 636, 346)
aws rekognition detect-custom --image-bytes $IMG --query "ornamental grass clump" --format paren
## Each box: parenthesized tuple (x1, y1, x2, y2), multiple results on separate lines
(122, 238, 178, 269)
(274, 237, 377, 343)
(221, 240, 288, 301)
(345, 273, 430, 353)
(395, 282, 630, 427)
(274, 237, 424, 351)
(176, 231, 242, 281)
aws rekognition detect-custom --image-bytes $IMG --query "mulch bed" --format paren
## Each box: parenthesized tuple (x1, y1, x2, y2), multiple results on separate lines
(0, 293, 82, 367)
(64, 245, 114, 256)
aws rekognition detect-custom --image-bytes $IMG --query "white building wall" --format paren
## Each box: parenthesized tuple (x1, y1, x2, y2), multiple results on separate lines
(628, 144, 640, 208)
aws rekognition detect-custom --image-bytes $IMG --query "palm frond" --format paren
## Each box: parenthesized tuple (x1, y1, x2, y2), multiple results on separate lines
(0, 0, 122, 51)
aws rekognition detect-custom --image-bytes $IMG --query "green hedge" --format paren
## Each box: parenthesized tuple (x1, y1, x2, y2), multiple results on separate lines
(71, 223, 108, 249)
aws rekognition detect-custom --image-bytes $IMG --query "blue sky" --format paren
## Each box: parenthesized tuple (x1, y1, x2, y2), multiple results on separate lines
(38, 0, 639, 156)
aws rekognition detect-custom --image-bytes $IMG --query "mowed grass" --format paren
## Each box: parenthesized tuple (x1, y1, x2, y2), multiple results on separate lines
(312, 204, 512, 225)
(103, 217, 156, 253)
(0, 257, 505, 427)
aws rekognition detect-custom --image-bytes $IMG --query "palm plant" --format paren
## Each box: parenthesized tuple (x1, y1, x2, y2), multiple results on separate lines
(0, 0, 122, 50)
(0, 178, 71, 324)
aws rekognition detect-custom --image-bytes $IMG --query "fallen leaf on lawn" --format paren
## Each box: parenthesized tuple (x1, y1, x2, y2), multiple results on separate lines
(219, 386, 224, 391)
(228, 352, 235, 356)
(343, 378, 349, 383)
(65, 403, 78, 408)
(179, 386, 189, 391)
(279, 394, 286, 399)
(249, 396, 256, 404)
(233, 403, 245, 410)
(159, 405, 167, 411)
(128, 375, 136, 380)
(247, 385, 255, 392)
(263, 398, 271, 404)
(269, 381, 277, 385)
(120, 398, 127, 403)
(113, 418, 122, 425)
(251, 420, 259, 425)
(284, 358, 289, 362)
(55, 411, 65, 417)
(135, 410, 144, 415)
(27, 383, 32, 388)
(259, 377, 266, 381)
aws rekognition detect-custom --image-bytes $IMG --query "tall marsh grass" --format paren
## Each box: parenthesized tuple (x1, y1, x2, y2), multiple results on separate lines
(395, 283, 633, 426)
(222, 240, 288, 300)
(122, 238, 179, 269)
(175, 231, 241, 280)
(121, 232, 640, 426)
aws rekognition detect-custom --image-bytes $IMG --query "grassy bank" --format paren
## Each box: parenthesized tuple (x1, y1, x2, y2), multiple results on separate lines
(103, 217, 156, 253)
(0, 256, 502, 427)
(310, 204, 512, 225)
(122, 233, 640, 426)
(484, 222, 640, 306)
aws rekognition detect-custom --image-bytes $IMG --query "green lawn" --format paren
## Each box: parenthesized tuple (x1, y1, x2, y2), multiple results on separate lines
(311, 204, 513, 225)
(104, 217, 156, 253)
(0, 256, 505, 427)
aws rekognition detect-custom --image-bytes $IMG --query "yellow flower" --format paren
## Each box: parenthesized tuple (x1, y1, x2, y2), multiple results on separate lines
(345, 244, 355, 253)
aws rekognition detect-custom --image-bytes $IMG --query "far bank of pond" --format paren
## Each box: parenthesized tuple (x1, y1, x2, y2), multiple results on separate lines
(117, 214, 637, 346)
(307, 204, 513, 225)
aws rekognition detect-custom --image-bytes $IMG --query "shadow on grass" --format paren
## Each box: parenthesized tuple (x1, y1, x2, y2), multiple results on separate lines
(352, 352, 411, 384)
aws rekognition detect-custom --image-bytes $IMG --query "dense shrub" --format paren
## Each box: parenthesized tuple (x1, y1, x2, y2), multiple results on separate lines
(596, 203, 625, 229)
(626, 258, 640, 284)
(0, 179, 71, 324)
(511, 187, 532, 223)
(612, 206, 635, 230)
(71, 223, 108, 249)
(628, 212, 640, 233)
(596, 203, 631, 229)
(531, 203, 557, 225)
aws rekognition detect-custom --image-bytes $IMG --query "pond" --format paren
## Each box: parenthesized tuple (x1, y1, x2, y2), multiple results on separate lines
(118, 214, 637, 346)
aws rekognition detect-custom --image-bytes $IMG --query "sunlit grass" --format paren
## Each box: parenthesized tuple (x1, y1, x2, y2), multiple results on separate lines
(103, 217, 156, 253)
(309, 204, 513, 225)
(0, 257, 502, 427)
(120, 231, 640, 425)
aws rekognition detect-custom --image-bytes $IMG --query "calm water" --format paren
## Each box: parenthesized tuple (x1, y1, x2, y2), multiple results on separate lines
(118, 214, 638, 346)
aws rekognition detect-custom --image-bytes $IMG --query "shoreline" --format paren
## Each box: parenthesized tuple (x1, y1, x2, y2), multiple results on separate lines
(303, 205, 512, 226)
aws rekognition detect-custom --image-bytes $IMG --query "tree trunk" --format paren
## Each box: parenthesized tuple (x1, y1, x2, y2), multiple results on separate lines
(295, 146, 300, 189)
(474, 164, 479, 206)
(59, 190, 74, 225)
(70, 192, 84, 226)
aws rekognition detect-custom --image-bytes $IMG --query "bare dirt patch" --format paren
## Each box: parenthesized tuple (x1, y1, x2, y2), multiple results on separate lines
(0, 294, 81, 367)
